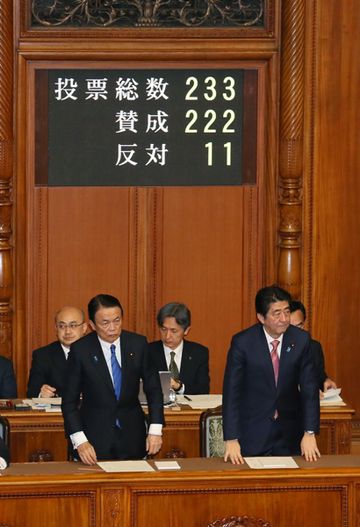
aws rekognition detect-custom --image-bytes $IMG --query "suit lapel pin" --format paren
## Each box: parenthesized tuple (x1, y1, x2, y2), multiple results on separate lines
(286, 344, 295, 353)
(93, 355, 99, 363)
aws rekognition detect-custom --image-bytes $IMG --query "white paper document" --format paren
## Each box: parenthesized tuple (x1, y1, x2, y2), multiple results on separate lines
(245, 457, 299, 469)
(32, 397, 62, 405)
(320, 388, 345, 406)
(176, 394, 222, 409)
(22, 398, 62, 411)
(97, 460, 154, 472)
(154, 461, 181, 470)
(322, 388, 341, 399)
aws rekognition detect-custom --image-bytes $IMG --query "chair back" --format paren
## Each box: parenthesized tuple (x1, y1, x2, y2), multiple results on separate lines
(200, 405, 225, 457)
(0, 416, 10, 447)
(207, 515, 271, 527)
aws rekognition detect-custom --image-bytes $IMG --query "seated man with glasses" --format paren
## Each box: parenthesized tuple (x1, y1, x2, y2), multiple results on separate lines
(27, 306, 87, 398)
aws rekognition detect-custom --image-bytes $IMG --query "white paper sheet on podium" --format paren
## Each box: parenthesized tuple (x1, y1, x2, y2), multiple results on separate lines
(176, 394, 222, 409)
(97, 460, 154, 472)
(245, 457, 299, 469)
(154, 461, 181, 470)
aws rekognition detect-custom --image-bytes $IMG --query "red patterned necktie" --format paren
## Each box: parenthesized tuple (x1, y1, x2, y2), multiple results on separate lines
(270, 340, 280, 385)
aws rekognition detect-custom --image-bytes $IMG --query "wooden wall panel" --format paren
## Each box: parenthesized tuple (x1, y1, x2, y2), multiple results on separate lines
(159, 186, 261, 393)
(134, 486, 344, 527)
(28, 187, 130, 354)
(303, 0, 360, 417)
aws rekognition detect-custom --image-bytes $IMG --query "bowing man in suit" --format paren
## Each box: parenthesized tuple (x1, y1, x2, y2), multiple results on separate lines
(0, 355, 17, 399)
(223, 285, 320, 465)
(290, 300, 337, 393)
(149, 302, 210, 395)
(62, 294, 164, 465)
(27, 306, 88, 398)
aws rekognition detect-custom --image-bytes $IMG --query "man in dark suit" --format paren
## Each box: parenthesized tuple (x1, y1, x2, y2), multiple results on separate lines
(0, 437, 10, 469)
(223, 285, 320, 464)
(62, 294, 164, 465)
(27, 306, 87, 398)
(0, 356, 17, 399)
(290, 300, 337, 392)
(149, 302, 210, 395)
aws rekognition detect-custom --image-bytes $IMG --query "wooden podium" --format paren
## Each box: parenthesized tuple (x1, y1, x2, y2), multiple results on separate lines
(0, 456, 360, 526)
(0, 402, 354, 462)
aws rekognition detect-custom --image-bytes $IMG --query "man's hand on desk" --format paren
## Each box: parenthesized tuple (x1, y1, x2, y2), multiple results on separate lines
(224, 439, 244, 465)
(77, 441, 98, 465)
(40, 384, 57, 398)
(301, 433, 321, 462)
(146, 434, 162, 456)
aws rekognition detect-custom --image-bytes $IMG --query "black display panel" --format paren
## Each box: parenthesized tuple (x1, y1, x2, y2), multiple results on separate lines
(35, 68, 258, 186)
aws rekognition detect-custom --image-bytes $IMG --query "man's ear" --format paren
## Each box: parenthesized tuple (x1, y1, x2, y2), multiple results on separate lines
(184, 325, 191, 336)
(82, 322, 88, 335)
(256, 313, 265, 325)
(89, 320, 96, 332)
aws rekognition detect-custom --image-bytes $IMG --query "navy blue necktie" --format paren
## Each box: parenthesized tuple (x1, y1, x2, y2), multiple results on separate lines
(110, 344, 122, 400)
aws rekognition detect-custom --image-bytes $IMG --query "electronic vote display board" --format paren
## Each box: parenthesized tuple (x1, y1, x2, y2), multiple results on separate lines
(35, 68, 258, 186)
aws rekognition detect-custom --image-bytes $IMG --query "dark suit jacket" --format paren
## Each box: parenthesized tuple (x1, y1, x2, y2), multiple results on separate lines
(0, 437, 9, 467)
(310, 338, 328, 390)
(27, 341, 67, 397)
(62, 330, 164, 460)
(0, 356, 17, 399)
(222, 323, 320, 456)
(149, 340, 210, 394)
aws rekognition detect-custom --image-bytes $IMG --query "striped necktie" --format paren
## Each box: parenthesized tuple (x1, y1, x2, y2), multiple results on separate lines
(169, 351, 180, 381)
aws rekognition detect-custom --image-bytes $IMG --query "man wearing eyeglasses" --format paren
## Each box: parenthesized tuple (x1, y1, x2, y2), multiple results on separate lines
(27, 306, 87, 398)
(62, 294, 164, 465)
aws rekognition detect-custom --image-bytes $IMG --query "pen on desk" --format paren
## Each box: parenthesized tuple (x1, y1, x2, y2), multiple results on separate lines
(184, 395, 192, 401)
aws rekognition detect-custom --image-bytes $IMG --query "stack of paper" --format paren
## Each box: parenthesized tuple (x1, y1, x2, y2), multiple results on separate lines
(320, 388, 345, 406)
(22, 398, 62, 411)
(176, 394, 222, 409)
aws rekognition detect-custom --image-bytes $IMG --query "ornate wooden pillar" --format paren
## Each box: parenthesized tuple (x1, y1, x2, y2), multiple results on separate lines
(278, 0, 305, 299)
(0, 0, 13, 359)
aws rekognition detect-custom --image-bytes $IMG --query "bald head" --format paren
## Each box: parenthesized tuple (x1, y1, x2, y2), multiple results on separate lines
(55, 306, 87, 348)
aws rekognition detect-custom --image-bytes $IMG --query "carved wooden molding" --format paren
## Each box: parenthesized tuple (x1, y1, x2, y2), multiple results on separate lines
(22, 0, 277, 41)
(0, 0, 13, 360)
(132, 484, 348, 495)
(277, 0, 305, 298)
(103, 489, 124, 527)
(301, 0, 317, 322)
(30, 0, 265, 29)
(208, 516, 271, 527)
(9, 422, 65, 432)
(320, 420, 336, 454)
(128, 187, 163, 339)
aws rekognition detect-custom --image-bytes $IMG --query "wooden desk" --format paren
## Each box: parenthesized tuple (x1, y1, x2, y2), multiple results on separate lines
(1, 456, 360, 526)
(0, 403, 354, 462)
